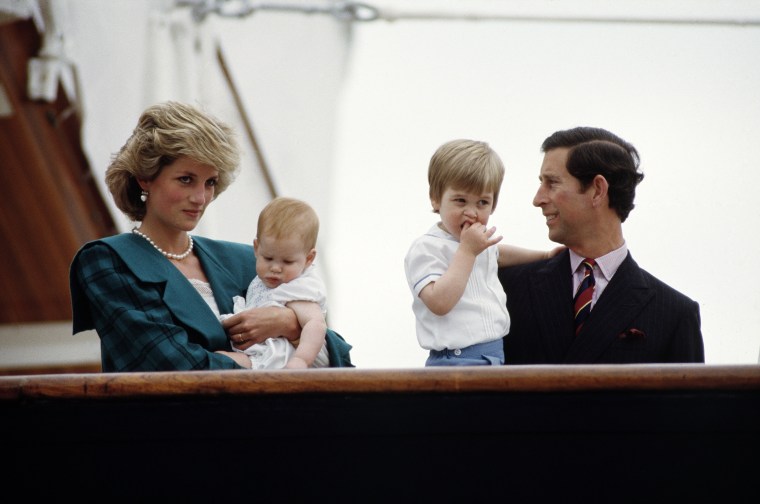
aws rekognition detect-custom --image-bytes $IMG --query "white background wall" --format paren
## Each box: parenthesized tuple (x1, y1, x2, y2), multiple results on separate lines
(2, 0, 759, 369)
(324, 1, 760, 367)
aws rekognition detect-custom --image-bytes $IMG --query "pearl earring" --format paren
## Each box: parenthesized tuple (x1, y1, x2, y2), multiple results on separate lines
(140, 190, 149, 203)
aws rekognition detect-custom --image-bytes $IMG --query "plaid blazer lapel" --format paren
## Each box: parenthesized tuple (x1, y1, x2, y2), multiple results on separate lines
(109, 234, 226, 342)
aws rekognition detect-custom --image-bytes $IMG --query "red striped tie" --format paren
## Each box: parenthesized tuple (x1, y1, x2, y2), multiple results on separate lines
(573, 258, 596, 336)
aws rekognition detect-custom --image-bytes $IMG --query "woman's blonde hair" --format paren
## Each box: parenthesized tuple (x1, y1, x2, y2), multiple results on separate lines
(257, 197, 319, 250)
(105, 101, 240, 221)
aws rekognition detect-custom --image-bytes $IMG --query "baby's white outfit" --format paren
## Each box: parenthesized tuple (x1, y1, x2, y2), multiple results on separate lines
(220, 265, 329, 369)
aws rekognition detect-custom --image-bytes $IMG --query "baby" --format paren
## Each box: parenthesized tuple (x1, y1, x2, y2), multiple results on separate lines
(220, 197, 329, 369)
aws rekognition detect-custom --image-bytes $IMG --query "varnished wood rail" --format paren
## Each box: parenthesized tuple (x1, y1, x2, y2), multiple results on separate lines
(1, 364, 759, 400)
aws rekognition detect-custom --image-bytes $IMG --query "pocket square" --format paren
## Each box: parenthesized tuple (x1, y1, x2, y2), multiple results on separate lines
(619, 328, 646, 339)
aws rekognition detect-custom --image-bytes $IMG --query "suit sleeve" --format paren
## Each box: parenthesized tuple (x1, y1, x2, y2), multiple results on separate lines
(72, 243, 241, 371)
(668, 297, 705, 363)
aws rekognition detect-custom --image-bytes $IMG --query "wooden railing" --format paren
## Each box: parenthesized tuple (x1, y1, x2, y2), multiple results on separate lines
(3, 365, 759, 501)
(2, 364, 760, 398)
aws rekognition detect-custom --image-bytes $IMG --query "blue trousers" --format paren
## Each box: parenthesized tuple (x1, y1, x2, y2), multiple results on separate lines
(426, 339, 504, 367)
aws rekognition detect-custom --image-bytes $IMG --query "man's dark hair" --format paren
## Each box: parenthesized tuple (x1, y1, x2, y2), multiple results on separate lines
(542, 127, 644, 222)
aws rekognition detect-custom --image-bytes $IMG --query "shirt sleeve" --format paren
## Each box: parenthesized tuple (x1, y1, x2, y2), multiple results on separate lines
(404, 236, 448, 296)
(73, 243, 240, 371)
(270, 267, 327, 313)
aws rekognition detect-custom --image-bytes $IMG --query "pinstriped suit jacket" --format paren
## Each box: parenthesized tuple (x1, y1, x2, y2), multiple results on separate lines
(498, 250, 704, 364)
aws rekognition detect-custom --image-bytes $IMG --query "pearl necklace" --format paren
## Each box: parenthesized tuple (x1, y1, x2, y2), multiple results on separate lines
(132, 227, 194, 260)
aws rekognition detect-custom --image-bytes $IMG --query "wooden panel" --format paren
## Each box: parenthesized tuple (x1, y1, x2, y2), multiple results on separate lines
(0, 362, 100, 376)
(0, 19, 116, 323)
(2, 366, 759, 501)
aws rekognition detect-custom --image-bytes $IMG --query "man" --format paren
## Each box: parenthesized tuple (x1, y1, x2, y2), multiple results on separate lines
(499, 127, 704, 364)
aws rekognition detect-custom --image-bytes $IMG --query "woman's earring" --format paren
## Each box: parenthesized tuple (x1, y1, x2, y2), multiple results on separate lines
(140, 190, 149, 203)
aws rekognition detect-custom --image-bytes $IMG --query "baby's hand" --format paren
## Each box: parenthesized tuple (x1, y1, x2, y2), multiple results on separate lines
(459, 222, 502, 256)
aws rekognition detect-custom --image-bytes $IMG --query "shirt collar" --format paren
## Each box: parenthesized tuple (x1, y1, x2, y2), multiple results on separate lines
(569, 242, 628, 282)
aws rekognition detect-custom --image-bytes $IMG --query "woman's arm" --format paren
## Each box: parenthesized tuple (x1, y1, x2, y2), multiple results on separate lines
(73, 243, 241, 371)
(214, 350, 253, 368)
(221, 306, 301, 350)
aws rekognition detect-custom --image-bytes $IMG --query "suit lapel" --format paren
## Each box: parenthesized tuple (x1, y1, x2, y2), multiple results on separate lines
(565, 253, 653, 362)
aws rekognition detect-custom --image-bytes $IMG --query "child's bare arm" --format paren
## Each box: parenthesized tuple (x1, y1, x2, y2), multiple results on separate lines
(497, 243, 565, 267)
(420, 222, 501, 316)
(284, 301, 327, 369)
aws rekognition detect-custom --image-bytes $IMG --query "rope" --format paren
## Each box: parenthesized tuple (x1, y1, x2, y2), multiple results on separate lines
(176, 0, 760, 27)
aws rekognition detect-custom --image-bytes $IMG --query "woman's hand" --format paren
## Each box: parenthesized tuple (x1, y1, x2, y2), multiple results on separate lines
(222, 306, 300, 350)
(215, 351, 252, 368)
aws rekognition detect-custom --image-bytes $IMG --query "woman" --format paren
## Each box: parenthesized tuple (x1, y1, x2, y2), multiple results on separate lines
(70, 101, 352, 371)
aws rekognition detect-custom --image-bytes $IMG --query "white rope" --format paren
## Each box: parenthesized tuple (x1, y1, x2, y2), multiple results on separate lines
(375, 9, 760, 27)
(175, 0, 379, 23)
(175, 0, 760, 27)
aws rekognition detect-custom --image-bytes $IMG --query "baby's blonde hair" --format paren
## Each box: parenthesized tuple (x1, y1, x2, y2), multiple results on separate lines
(257, 197, 319, 250)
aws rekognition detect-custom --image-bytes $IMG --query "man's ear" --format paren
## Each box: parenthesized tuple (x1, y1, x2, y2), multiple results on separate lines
(591, 175, 609, 208)
(305, 248, 317, 267)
